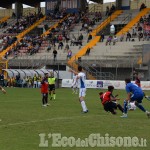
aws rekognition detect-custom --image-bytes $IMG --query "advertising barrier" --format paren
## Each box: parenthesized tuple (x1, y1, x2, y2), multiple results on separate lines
(62, 79, 150, 90)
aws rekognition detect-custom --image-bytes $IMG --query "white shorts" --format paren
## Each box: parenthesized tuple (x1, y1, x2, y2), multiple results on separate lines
(34, 81, 37, 85)
(79, 88, 86, 97)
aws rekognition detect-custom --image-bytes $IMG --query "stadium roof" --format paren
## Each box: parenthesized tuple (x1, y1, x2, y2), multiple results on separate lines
(0, 0, 103, 8)
(0, 0, 44, 8)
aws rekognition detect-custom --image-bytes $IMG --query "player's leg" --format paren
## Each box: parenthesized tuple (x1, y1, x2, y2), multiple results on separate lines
(75, 85, 78, 94)
(72, 85, 75, 94)
(135, 97, 150, 118)
(79, 88, 88, 113)
(53, 86, 56, 99)
(116, 103, 124, 113)
(49, 85, 52, 100)
(42, 93, 47, 107)
(120, 100, 128, 118)
(109, 102, 117, 114)
(45, 93, 49, 106)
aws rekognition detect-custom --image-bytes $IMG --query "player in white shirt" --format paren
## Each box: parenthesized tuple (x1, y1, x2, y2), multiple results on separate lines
(71, 74, 78, 94)
(69, 66, 88, 113)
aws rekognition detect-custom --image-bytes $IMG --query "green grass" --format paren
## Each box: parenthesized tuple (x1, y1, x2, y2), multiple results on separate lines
(0, 88, 150, 150)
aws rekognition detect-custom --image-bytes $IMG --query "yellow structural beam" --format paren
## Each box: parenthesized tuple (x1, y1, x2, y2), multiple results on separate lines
(0, 16, 46, 58)
(0, 16, 10, 24)
(42, 15, 69, 37)
(68, 36, 100, 80)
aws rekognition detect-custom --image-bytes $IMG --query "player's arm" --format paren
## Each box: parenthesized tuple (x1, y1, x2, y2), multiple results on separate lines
(69, 69, 78, 75)
(125, 86, 131, 101)
(0, 86, 6, 94)
(110, 94, 120, 101)
(126, 92, 131, 101)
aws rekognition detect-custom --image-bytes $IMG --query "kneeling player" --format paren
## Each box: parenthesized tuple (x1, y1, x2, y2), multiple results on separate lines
(99, 86, 123, 114)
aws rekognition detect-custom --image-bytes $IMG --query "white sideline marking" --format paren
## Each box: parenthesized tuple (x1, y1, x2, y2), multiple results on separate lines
(0, 115, 101, 128)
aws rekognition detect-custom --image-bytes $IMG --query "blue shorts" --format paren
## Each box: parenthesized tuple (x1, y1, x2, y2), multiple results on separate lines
(131, 93, 144, 103)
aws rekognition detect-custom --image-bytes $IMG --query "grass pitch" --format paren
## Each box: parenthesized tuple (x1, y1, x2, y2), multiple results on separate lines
(0, 87, 150, 150)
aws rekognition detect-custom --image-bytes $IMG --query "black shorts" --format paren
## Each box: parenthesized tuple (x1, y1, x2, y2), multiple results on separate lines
(103, 101, 117, 114)
(49, 84, 55, 91)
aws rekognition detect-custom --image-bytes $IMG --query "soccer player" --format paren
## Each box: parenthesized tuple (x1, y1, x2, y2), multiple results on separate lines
(121, 78, 150, 118)
(134, 73, 150, 101)
(99, 86, 123, 114)
(69, 66, 88, 113)
(48, 72, 56, 100)
(71, 74, 78, 94)
(41, 73, 49, 107)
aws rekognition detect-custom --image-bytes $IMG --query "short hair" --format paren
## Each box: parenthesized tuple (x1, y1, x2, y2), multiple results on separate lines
(78, 66, 82, 72)
(45, 73, 48, 76)
(108, 86, 114, 91)
(125, 78, 131, 83)
(99, 92, 103, 96)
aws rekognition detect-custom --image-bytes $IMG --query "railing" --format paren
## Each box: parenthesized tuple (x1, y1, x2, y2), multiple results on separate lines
(75, 61, 114, 80)
(89, 4, 102, 13)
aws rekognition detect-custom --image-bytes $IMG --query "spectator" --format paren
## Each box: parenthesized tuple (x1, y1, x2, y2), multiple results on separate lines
(113, 36, 118, 45)
(140, 3, 146, 11)
(100, 33, 105, 42)
(87, 33, 92, 43)
(67, 50, 72, 60)
(58, 41, 63, 50)
(120, 33, 124, 42)
(106, 36, 112, 45)
(85, 47, 91, 56)
(126, 32, 131, 41)
(53, 49, 57, 62)
(106, 6, 110, 16)
(138, 32, 143, 41)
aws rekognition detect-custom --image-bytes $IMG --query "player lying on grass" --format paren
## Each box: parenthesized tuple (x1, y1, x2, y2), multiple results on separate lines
(121, 78, 150, 118)
(99, 86, 124, 114)
(0, 86, 6, 94)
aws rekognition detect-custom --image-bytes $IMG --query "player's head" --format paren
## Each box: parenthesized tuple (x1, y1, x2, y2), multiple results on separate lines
(45, 73, 49, 78)
(99, 92, 103, 96)
(50, 71, 54, 77)
(78, 66, 82, 72)
(108, 86, 114, 92)
(134, 73, 138, 78)
(125, 78, 131, 84)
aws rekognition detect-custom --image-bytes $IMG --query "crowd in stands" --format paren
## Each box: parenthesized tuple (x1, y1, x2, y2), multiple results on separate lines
(0, 11, 44, 57)
(6, 12, 44, 34)
(1, 8, 105, 60)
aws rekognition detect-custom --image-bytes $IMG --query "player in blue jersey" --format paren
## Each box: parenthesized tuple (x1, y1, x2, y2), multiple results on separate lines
(69, 66, 88, 113)
(121, 78, 150, 118)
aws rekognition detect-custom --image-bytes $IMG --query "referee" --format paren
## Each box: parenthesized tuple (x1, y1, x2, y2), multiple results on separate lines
(48, 72, 56, 100)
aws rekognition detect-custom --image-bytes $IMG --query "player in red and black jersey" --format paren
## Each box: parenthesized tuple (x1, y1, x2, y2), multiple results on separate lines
(134, 73, 141, 87)
(99, 86, 123, 114)
(41, 73, 49, 107)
